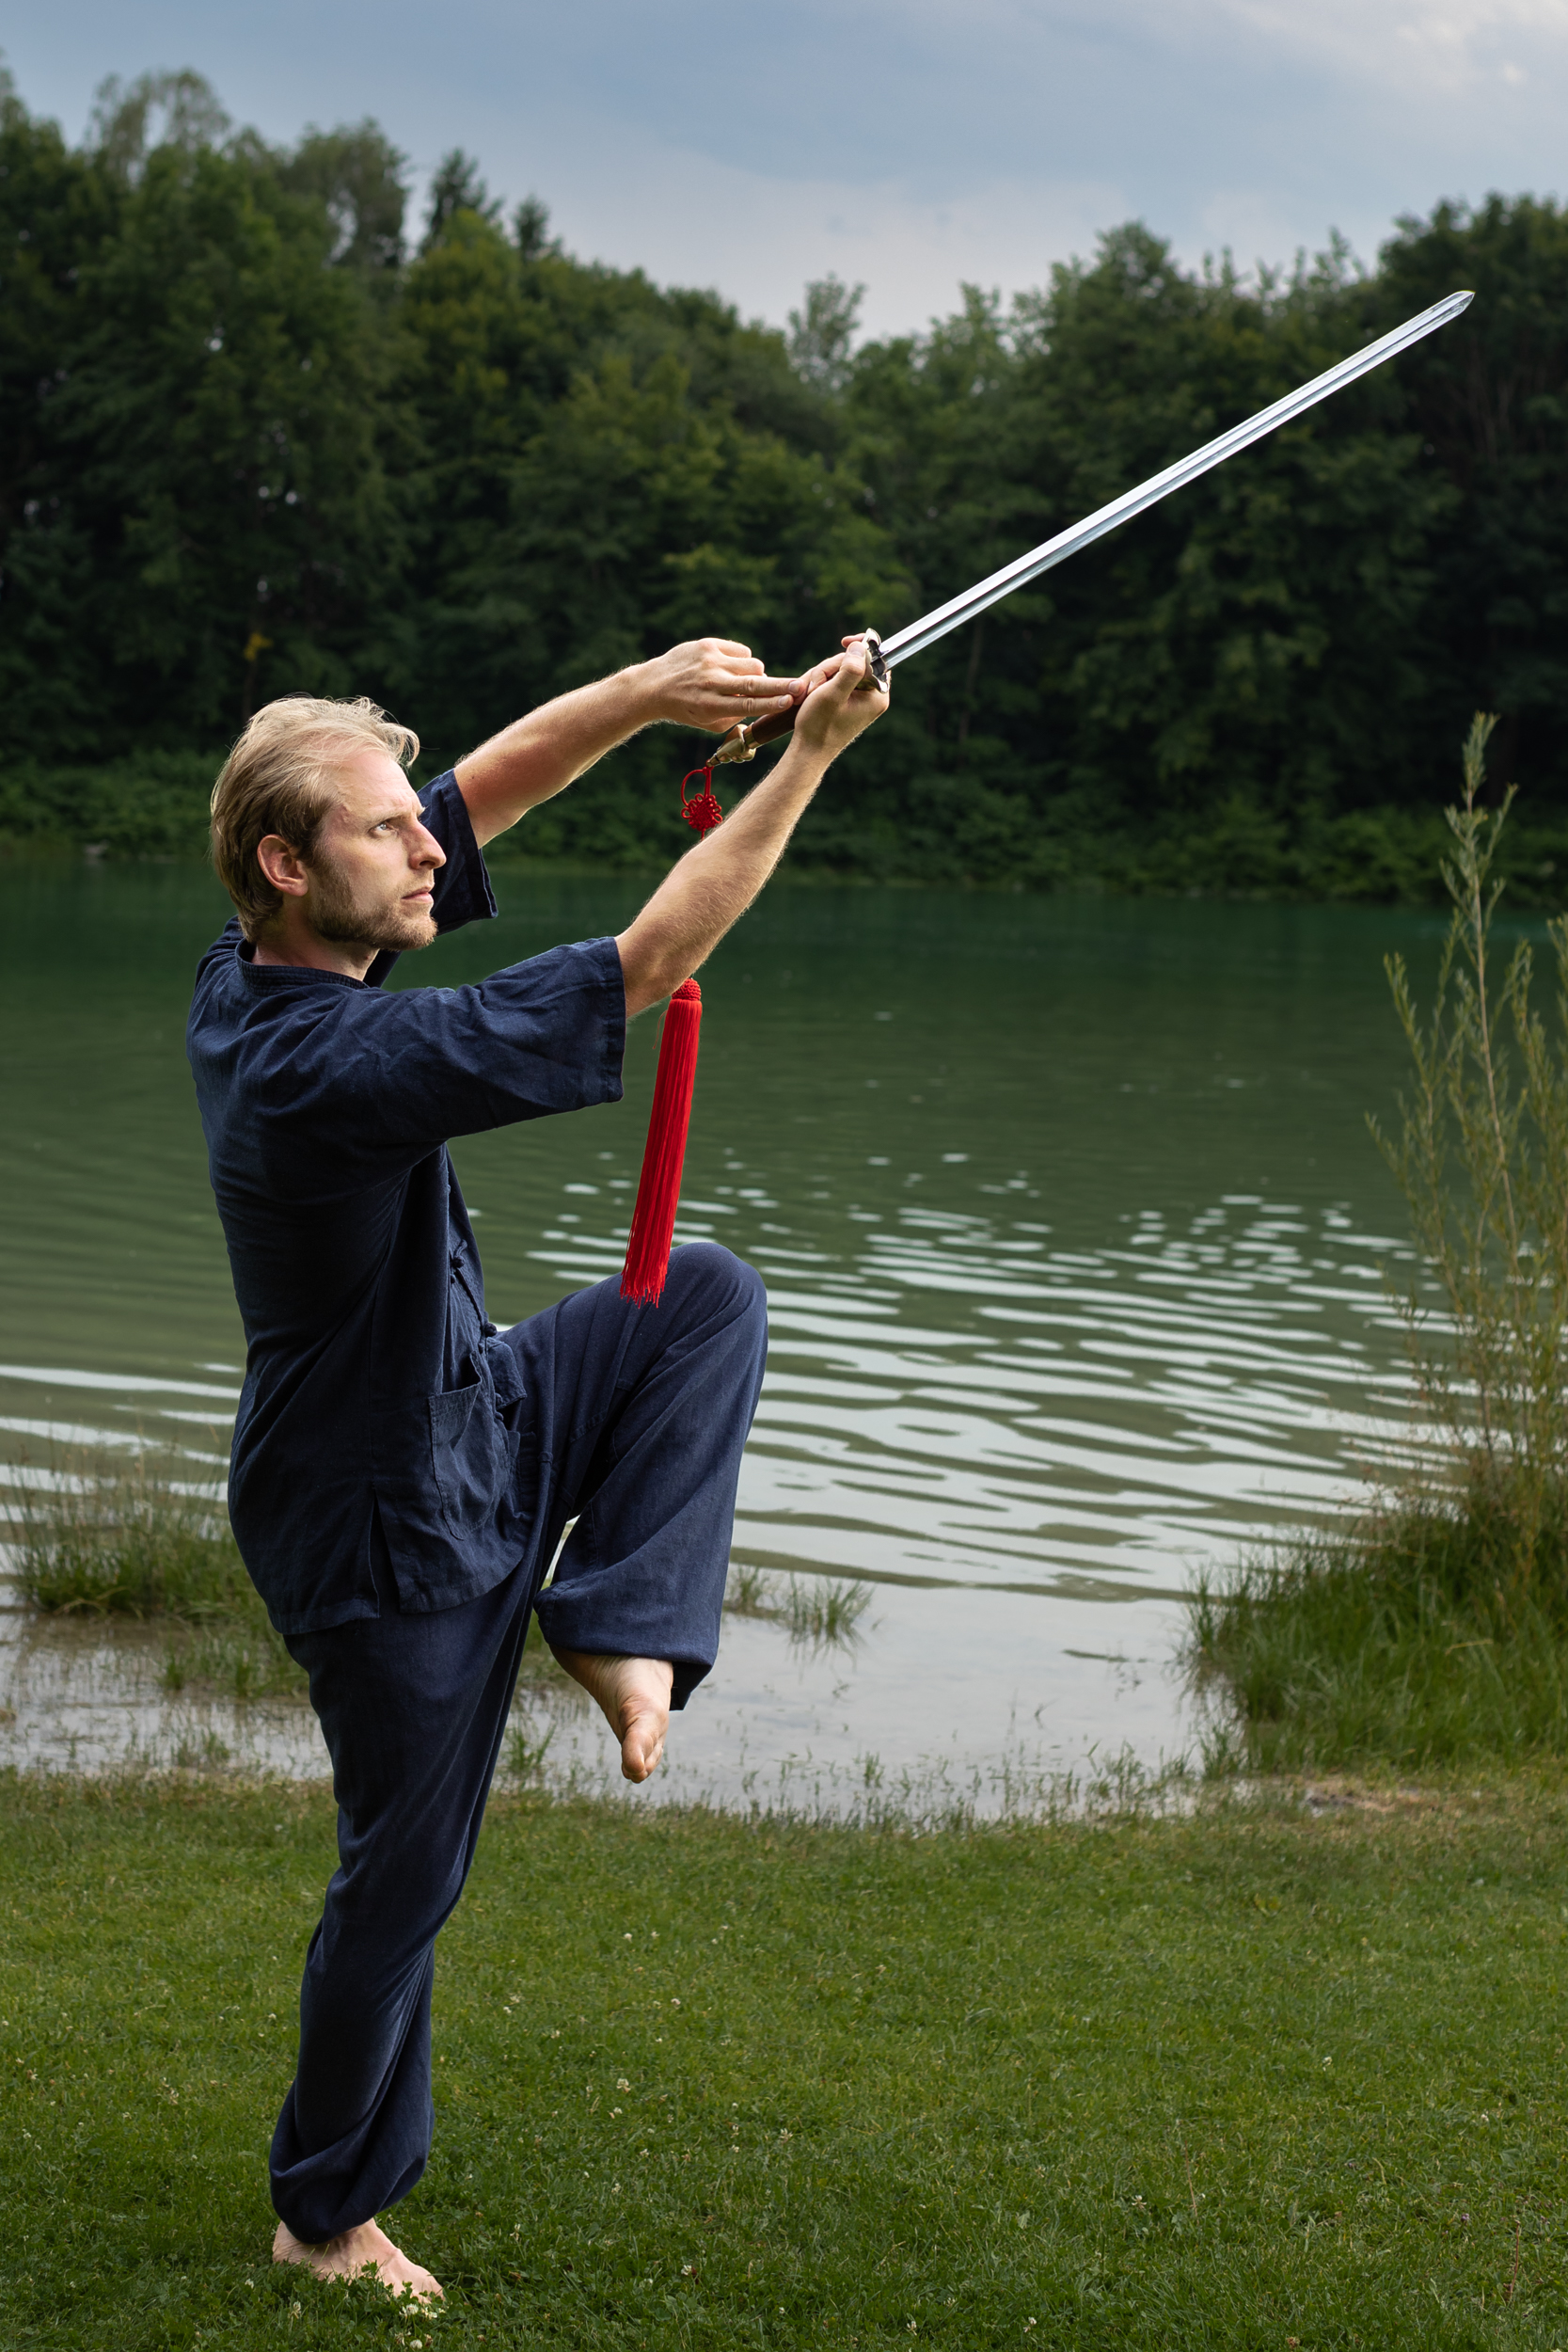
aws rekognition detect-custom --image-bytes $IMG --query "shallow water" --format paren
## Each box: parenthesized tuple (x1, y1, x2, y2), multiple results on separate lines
(0, 852, 1450, 1805)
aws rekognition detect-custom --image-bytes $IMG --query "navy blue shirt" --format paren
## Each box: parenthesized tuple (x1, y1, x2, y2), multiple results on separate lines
(186, 772, 626, 1634)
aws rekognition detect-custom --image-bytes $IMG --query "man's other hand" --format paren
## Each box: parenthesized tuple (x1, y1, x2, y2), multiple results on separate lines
(791, 636, 890, 755)
(641, 638, 800, 735)
(614, 633, 890, 1016)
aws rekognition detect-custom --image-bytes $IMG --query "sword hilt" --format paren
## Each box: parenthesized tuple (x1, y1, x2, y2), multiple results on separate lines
(708, 628, 888, 767)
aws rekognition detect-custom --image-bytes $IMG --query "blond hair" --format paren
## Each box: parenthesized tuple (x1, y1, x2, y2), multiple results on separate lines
(210, 695, 420, 939)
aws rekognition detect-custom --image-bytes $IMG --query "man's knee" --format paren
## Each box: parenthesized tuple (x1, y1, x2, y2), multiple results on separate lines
(663, 1241, 767, 1334)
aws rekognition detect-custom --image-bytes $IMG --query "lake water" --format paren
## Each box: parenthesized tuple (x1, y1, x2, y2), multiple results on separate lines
(0, 852, 1448, 1810)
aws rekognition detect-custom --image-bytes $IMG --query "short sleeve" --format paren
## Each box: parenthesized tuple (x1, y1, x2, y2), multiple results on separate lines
(421, 771, 498, 935)
(232, 936, 627, 1194)
(359, 771, 497, 989)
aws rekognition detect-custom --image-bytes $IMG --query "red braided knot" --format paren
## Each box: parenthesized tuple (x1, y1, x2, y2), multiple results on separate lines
(681, 766, 724, 836)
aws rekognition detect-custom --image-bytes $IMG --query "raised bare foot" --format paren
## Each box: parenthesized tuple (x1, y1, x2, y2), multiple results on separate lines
(272, 2217, 443, 2303)
(548, 1648, 674, 1781)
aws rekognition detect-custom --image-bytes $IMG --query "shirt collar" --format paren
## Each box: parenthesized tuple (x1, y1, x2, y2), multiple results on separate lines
(236, 937, 395, 991)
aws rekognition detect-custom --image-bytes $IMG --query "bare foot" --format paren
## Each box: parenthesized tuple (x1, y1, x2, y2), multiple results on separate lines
(273, 2217, 443, 2303)
(548, 1648, 674, 1781)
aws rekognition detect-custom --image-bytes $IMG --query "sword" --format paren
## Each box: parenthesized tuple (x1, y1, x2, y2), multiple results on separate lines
(707, 287, 1473, 767)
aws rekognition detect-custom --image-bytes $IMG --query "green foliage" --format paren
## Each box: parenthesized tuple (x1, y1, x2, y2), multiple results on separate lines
(6, 1774, 1568, 2347)
(1375, 199, 1568, 790)
(87, 69, 232, 182)
(0, 95, 404, 755)
(0, 750, 216, 856)
(786, 271, 863, 393)
(275, 120, 409, 280)
(5, 66, 1568, 884)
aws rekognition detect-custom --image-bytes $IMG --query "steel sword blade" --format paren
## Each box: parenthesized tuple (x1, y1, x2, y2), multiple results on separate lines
(876, 288, 1473, 672)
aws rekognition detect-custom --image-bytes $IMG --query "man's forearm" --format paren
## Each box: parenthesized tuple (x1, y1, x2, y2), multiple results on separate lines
(612, 644, 889, 1018)
(614, 741, 832, 1018)
(454, 669, 660, 849)
(453, 639, 802, 850)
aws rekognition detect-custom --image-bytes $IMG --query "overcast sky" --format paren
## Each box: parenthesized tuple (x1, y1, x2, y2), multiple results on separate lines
(5, 1, 1564, 337)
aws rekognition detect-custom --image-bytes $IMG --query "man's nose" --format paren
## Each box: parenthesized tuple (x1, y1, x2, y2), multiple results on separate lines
(413, 824, 446, 869)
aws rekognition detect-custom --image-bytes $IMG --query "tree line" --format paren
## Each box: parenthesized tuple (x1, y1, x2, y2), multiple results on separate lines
(4, 64, 1567, 897)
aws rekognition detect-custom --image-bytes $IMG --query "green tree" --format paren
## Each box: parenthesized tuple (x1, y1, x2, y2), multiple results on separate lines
(787, 275, 863, 394)
(277, 121, 408, 279)
(2, 115, 404, 756)
(0, 72, 118, 754)
(1374, 196, 1568, 800)
(388, 198, 900, 801)
(87, 68, 230, 183)
(5, 58, 1568, 892)
(421, 150, 502, 252)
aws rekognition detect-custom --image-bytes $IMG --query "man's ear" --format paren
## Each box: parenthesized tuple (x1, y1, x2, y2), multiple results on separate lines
(256, 834, 310, 899)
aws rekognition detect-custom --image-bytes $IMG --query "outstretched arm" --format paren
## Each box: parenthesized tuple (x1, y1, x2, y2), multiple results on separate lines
(454, 639, 801, 849)
(614, 641, 887, 1019)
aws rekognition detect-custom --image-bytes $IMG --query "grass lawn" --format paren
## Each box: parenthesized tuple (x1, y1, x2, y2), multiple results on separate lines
(5, 1774, 1568, 2349)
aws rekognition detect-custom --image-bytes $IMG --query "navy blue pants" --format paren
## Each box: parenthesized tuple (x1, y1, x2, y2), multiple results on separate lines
(269, 1243, 768, 2243)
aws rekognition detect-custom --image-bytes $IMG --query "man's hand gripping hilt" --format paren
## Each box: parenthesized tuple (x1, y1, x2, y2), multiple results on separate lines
(707, 629, 888, 768)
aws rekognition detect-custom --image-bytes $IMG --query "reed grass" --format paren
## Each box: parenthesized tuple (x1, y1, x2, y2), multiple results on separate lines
(1371, 714, 1568, 1554)
(1196, 717, 1568, 1770)
(1189, 1477, 1568, 1775)
(159, 1626, 305, 1702)
(16, 1450, 252, 1619)
(723, 1565, 873, 1646)
(13, 1448, 305, 1699)
(721, 1561, 776, 1617)
(784, 1574, 873, 1645)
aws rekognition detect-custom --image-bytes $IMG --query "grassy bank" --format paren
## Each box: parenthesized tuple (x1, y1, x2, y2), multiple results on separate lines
(1187, 1480, 1568, 1776)
(5, 1773, 1568, 2348)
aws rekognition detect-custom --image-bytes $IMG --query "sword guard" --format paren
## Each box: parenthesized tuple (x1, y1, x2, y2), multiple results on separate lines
(708, 628, 886, 767)
(709, 724, 762, 769)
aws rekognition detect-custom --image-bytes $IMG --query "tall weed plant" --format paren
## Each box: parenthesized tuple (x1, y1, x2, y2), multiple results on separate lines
(1193, 718, 1568, 1772)
(1372, 711, 1568, 1609)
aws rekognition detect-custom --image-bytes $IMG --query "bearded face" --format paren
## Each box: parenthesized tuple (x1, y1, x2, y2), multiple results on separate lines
(250, 747, 447, 973)
(303, 841, 440, 958)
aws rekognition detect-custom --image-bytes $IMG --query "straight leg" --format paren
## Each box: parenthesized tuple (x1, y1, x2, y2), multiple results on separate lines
(270, 1241, 768, 2248)
(271, 1550, 532, 2243)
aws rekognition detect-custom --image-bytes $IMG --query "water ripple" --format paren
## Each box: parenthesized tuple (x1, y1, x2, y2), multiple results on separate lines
(516, 1194, 1416, 1602)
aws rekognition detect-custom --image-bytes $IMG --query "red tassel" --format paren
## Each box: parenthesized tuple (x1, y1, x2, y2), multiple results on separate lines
(620, 979, 703, 1307)
(619, 767, 717, 1305)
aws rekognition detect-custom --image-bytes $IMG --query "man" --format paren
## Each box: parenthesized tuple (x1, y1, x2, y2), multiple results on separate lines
(186, 632, 887, 2302)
